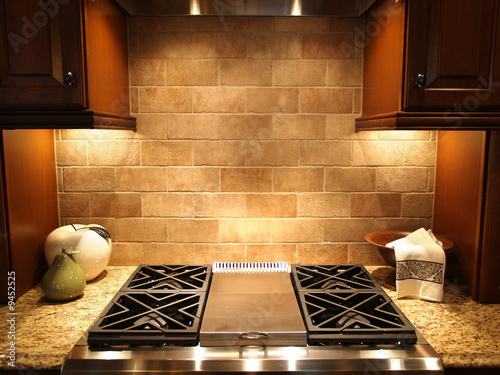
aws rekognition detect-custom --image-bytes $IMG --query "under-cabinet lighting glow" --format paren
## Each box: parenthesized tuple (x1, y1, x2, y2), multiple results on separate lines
(190, 0, 201, 15)
(292, 0, 302, 15)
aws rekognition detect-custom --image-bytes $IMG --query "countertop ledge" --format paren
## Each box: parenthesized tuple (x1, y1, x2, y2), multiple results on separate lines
(1, 266, 499, 371)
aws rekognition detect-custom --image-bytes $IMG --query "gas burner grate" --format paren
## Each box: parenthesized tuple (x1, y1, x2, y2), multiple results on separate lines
(88, 291, 207, 346)
(297, 290, 417, 345)
(291, 264, 379, 291)
(122, 264, 212, 292)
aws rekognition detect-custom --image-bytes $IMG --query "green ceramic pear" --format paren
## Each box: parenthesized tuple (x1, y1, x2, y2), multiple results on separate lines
(41, 248, 86, 301)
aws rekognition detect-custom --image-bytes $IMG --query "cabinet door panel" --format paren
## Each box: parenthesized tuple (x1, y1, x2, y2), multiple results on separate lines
(405, 0, 500, 110)
(0, 0, 85, 109)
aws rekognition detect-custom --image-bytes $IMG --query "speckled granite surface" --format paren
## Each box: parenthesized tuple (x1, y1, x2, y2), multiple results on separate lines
(0, 265, 499, 371)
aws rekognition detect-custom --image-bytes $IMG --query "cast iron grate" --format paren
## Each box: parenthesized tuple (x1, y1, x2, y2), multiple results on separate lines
(297, 290, 417, 345)
(291, 264, 379, 291)
(122, 264, 212, 292)
(88, 291, 207, 346)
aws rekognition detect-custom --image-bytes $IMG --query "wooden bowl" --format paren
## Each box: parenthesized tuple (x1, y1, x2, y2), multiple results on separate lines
(364, 230, 454, 268)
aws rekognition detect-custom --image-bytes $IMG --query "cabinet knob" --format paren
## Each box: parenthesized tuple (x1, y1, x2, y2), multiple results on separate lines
(414, 74, 426, 88)
(63, 72, 76, 86)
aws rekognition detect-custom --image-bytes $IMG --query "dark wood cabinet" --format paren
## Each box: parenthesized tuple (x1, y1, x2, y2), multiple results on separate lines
(0, 0, 135, 130)
(356, 0, 500, 130)
(433, 130, 500, 303)
(0, 129, 59, 304)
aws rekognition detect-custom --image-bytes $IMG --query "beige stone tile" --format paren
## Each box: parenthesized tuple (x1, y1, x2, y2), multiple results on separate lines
(247, 33, 301, 59)
(116, 218, 168, 242)
(63, 167, 114, 192)
(139, 32, 192, 58)
(56, 141, 87, 166)
(247, 194, 297, 218)
(57, 166, 63, 192)
(274, 167, 324, 192)
(352, 141, 404, 166)
(247, 88, 299, 113)
(297, 244, 348, 264)
(351, 193, 401, 217)
(248, 140, 299, 166)
(144, 243, 195, 264)
(91, 193, 142, 217)
(168, 167, 219, 192)
(61, 129, 112, 140)
(142, 193, 194, 217)
(131, 16, 221, 32)
(194, 141, 246, 166)
(326, 114, 378, 140)
(193, 87, 245, 113)
(221, 115, 272, 139)
(401, 193, 434, 218)
(428, 167, 435, 192)
(194, 244, 245, 263)
(379, 130, 431, 141)
(61, 218, 116, 241)
(324, 218, 374, 242)
(275, 17, 328, 32)
(247, 244, 297, 263)
(329, 17, 364, 32)
(114, 114, 167, 140)
(274, 115, 325, 140)
(376, 167, 428, 192)
(327, 59, 362, 87)
(302, 33, 354, 59)
(220, 60, 272, 86)
(169, 219, 219, 242)
(167, 114, 219, 140)
(141, 140, 193, 166)
(59, 193, 90, 218)
(301, 88, 352, 113)
(353, 88, 362, 114)
(115, 167, 168, 192)
(220, 219, 273, 243)
(325, 167, 376, 192)
(221, 168, 272, 192)
(193, 33, 246, 58)
(300, 140, 351, 166)
(109, 243, 143, 266)
(167, 60, 219, 86)
(297, 193, 349, 217)
(348, 243, 386, 266)
(404, 141, 437, 166)
(194, 194, 247, 218)
(272, 219, 323, 243)
(274, 60, 327, 86)
(130, 59, 166, 86)
(128, 31, 140, 58)
(373, 218, 426, 232)
(89, 141, 140, 166)
(130, 87, 139, 113)
(140, 87, 192, 113)
(220, 17, 273, 32)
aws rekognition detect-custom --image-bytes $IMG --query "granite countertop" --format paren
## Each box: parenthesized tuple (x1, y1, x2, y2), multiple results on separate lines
(0, 266, 499, 371)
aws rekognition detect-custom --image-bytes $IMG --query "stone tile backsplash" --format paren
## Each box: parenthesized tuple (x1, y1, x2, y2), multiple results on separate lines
(55, 16, 436, 266)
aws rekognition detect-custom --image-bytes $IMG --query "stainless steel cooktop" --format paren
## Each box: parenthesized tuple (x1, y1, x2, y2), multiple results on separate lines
(61, 263, 444, 374)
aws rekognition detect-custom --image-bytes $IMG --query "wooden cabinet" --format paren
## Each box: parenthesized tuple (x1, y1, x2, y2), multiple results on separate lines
(356, 0, 500, 131)
(0, 129, 59, 303)
(0, 0, 135, 130)
(433, 130, 500, 303)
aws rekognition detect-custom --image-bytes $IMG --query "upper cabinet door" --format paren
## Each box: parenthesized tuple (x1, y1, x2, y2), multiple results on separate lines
(405, 0, 500, 111)
(0, 0, 85, 109)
